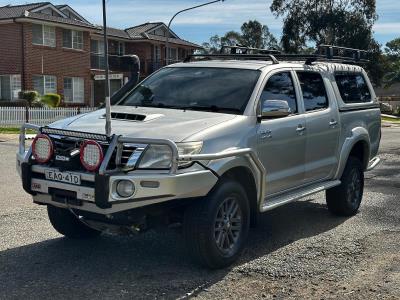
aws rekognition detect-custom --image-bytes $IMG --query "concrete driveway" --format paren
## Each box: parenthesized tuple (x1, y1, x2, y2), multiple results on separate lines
(0, 128, 399, 299)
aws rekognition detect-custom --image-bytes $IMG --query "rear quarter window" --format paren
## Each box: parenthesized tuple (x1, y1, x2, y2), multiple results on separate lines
(335, 73, 372, 103)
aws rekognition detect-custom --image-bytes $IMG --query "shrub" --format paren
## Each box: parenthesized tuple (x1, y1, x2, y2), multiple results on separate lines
(394, 106, 400, 116)
(379, 102, 393, 114)
(41, 93, 61, 108)
(19, 90, 39, 106)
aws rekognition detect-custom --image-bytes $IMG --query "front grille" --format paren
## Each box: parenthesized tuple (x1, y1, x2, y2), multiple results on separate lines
(48, 136, 111, 172)
(120, 144, 137, 166)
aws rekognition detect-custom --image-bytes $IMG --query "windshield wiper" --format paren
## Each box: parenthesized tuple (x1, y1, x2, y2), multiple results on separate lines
(181, 105, 242, 114)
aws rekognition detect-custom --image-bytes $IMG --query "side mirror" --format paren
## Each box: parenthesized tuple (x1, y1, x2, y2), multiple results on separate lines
(261, 100, 291, 118)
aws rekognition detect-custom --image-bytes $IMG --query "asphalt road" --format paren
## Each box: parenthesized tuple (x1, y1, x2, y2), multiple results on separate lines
(0, 127, 399, 300)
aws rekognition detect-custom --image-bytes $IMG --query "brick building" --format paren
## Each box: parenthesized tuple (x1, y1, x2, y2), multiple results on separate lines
(0, 2, 200, 107)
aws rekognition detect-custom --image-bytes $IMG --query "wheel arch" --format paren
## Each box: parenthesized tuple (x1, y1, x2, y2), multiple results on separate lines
(218, 166, 259, 227)
(335, 127, 371, 179)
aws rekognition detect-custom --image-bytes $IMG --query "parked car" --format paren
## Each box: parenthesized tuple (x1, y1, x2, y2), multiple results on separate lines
(17, 45, 381, 269)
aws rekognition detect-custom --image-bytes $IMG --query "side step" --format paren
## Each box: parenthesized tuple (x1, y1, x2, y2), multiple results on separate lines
(261, 180, 341, 212)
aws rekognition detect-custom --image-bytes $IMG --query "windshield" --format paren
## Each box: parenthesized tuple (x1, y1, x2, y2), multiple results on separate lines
(117, 67, 260, 114)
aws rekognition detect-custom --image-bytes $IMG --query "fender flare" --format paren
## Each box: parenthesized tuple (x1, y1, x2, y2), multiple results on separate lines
(207, 155, 266, 207)
(334, 127, 371, 179)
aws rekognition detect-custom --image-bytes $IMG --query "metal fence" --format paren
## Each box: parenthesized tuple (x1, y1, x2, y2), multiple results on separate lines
(0, 107, 96, 127)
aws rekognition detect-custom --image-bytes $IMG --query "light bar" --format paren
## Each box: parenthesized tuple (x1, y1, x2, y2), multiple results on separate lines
(41, 127, 109, 141)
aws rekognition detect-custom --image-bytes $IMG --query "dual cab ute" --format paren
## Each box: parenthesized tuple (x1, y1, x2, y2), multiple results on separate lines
(17, 45, 381, 269)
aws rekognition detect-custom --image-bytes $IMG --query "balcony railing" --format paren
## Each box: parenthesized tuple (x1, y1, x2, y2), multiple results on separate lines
(91, 54, 182, 77)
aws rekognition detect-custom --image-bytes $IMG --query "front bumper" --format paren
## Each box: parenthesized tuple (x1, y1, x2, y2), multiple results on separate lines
(17, 151, 218, 214)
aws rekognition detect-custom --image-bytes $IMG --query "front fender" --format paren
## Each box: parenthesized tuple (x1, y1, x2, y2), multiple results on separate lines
(334, 127, 370, 179)
(207, 154, 266, 206)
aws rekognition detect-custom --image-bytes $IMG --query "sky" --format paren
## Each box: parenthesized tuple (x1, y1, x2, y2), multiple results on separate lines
(2, 0, 399, 47)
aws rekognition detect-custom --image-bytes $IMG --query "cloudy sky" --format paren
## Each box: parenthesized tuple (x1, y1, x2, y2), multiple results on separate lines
(3, 0, 399, 46)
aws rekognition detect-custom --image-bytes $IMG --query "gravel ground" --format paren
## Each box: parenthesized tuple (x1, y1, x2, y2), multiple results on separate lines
(0, 128, 399, 300)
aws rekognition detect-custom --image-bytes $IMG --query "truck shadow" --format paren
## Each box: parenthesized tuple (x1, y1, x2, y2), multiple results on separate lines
(0, 199, 347, 299)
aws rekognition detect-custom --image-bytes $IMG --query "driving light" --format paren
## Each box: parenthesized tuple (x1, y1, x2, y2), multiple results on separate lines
(80, 140, 104, 171)
(116, 180, 135, 198)
(32, 134, 53, 163)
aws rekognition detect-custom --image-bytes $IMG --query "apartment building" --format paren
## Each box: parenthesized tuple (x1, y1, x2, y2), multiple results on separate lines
(0, 2, 200, 106)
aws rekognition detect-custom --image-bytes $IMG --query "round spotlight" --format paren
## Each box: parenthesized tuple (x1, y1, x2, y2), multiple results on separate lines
(32, 134, 53, 163)
(80, 140, 104, 172)
(116, 180, 135, 198)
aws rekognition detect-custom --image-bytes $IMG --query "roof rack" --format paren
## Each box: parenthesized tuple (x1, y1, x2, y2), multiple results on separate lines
(184, 44, 369, 65)
(220, 45, 281, 55)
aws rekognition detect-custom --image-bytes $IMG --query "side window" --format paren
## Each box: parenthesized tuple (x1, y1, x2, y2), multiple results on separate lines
(261, 72, 297, 114)
(335, 73, 372, 103)
(297, 72, 328, 112)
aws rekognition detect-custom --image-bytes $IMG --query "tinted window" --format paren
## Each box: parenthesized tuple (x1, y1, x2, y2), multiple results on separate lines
(335, 73, 371, 103)
(119, 67, 260, 114)
(261, 72, 297, 114)
(297, 72, 328, 112)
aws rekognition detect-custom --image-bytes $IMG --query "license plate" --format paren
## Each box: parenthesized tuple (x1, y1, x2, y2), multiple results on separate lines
(45, 169, 81, 185)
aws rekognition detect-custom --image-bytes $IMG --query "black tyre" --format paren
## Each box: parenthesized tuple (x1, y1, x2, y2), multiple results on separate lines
(326, 156, 364, 216)
(47, 205, 101, 239)
(183, 179, 250, 269)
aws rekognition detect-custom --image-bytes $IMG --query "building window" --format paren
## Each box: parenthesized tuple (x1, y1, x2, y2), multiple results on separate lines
(0, 75, 21, 101)
(64, 77, 84, 103)
(90, 39, 105, 69)
(33, 75, 57, 95)
(168, 48, 178, 61)
(117, 41, 125, 56)
(155, 46, 161, 61)
(63, 29, 84, 50)
(32, 24, 56, 47)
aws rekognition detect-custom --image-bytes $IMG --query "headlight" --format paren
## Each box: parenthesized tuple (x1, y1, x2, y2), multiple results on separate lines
(177, 141, 203, 167)
(137, 142, 203, 169)
(137, 145, 173, 169)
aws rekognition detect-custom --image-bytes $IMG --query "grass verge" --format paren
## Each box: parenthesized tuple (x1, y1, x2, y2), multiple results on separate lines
(382, 116, 400, 123)
(0, 127, 36, 134)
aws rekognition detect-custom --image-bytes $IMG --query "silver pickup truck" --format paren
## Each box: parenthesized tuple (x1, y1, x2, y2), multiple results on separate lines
(17, 45, 381, 269)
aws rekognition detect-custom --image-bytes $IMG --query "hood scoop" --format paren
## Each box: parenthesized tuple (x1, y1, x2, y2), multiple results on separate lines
(102, 112, 164, 122)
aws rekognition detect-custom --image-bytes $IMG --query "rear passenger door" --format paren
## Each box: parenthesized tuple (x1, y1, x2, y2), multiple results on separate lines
(295, 71, 340, 184)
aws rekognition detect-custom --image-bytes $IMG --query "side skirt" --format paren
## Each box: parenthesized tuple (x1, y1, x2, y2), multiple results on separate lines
(261, 180, 341, 212)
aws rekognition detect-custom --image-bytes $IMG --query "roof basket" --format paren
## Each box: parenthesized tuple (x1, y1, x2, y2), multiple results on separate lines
(184, 44, 369, 65)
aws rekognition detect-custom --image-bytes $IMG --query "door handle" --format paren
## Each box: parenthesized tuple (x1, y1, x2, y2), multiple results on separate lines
(259, 129, 272, 139)
(296, 125, 306, 133)
(329, 120, 338, 127)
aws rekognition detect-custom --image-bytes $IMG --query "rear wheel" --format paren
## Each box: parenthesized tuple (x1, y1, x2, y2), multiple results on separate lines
(47, 205, 101, 239)
(183, 179, 250, 269)
(326, 157, 364, 216)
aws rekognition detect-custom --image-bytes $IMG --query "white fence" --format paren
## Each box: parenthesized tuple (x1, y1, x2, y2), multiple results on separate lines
(0, 107, 96, 127)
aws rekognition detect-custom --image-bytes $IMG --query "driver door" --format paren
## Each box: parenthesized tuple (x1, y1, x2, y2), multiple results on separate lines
(256, 70, 306, 196)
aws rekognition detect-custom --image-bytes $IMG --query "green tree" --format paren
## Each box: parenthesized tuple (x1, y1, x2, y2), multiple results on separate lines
(202, 34, 222, 54)
(202, 21, 278, 54)
(241, 20, 278, 49)
(270, 0, 383, 85)
(384, 37, 400, 87)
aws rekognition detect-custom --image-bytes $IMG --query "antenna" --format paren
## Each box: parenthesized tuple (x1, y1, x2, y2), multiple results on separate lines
(102, 0, 111, 137)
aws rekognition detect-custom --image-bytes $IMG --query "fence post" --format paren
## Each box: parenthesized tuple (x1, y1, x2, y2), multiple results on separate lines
(25, 105, 29, 123)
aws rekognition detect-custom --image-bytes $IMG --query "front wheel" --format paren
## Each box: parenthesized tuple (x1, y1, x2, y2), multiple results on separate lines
(326, 156, 364, 216)
(47, 205, 101, 239)
(183, 179, 250, 269)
